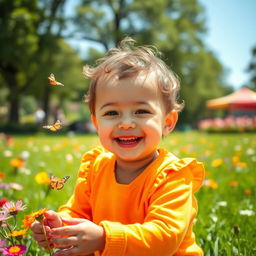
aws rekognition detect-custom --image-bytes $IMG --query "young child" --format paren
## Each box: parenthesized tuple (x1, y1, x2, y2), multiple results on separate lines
(31, 37, 205, 256)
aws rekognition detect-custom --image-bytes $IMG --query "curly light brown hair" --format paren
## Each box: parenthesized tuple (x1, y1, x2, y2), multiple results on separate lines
(83, 37, 184, 115)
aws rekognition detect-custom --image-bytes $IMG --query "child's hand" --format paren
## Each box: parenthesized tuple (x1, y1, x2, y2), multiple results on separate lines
(44, 210, 63, 228)
(30, 221, 53, 249)
(30, 210, 62, 249)
(50, 218, 105, 256)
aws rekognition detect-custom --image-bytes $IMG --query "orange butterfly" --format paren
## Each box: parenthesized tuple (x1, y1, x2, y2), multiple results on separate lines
(48, 73, 64, 86)
(42, 120, 62, 132)
(49, 173, 70, 190)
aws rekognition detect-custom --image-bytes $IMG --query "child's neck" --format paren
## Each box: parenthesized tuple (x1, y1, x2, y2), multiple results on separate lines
(115, 150, 158, 184)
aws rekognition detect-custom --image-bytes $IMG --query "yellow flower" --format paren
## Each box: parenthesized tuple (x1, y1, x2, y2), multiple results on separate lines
(211, 158, 223, 167)
(35, 172, 50, 185)
(199, 138, 206, 144)
(10, 158, 25, 168)
(232, 156, 240, 163)
(9, 229, 27, 237)
(236, 162, 247, 168)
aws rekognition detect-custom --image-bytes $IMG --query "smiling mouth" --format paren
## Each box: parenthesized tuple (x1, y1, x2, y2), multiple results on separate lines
(114, 137, 143, 145)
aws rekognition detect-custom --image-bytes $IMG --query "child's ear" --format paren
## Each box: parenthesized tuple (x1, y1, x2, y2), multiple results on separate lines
(163, 110, 178, 136)
(91, 115, 98, 131)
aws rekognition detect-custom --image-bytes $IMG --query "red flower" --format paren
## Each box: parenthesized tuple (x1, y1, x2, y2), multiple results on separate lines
(0, 198, 8, 207)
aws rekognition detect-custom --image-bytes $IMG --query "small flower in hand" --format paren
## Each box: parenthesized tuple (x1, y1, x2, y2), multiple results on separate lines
(22, 208, 48, 229)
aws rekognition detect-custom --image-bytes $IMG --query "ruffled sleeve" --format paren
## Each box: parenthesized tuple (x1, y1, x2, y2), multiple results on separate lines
(161, 158, 205, 193)
(58, 146, 104, 219)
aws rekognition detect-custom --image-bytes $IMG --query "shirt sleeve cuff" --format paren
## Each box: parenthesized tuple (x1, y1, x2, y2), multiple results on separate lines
(100, 221, 127, 256)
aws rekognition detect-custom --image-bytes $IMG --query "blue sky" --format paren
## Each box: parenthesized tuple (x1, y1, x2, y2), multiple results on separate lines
(67, 0, 256, 90)
(199, 0, 256, 89)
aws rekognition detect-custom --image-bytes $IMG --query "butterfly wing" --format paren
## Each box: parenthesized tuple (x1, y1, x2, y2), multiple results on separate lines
(56, 81, 64, 86)
(63, 176, 70, 182)
(56, 176, 70, 190)
(49, 174, 70, 190)
(56, 181, 64, 190)
(54, 120, 62, 130)
(42, 120, 62, 132)
(48, 73, 64, 86)
(49, 173, 58, 190)
(48, 73, 56, 85)
(42, 125, 51, 129)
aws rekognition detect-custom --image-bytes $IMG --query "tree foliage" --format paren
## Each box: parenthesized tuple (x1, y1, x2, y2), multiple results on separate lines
(72, 0, 231, 126)
(0, 0, 232, 126)
(0, 0, 84, 124)
(247, 46, 256, 90)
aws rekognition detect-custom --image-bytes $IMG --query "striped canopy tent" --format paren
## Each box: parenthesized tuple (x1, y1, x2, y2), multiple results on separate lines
(206, 88, 256, 110)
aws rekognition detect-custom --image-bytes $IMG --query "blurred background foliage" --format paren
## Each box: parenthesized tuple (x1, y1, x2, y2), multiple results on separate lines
(0, 0, 255, 131)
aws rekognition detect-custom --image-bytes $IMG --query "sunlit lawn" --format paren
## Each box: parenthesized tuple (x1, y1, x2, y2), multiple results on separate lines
(0, 131, 255, 255)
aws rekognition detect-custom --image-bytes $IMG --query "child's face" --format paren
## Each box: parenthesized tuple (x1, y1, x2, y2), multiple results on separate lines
(91, 73, 177, 164)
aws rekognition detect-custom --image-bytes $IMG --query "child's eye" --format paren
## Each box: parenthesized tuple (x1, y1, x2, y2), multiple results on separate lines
(104, 110, 118, 116)
(135, 109, 150, 114)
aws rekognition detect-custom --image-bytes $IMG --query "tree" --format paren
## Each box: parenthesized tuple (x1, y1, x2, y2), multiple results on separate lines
(25, 39, 86, 119)
(247, 46, 256, 90)
(0, 0, 68, 124)
(71, 0, 230, 126)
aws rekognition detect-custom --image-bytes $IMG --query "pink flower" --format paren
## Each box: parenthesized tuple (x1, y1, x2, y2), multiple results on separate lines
(8, 183, 23, 191)
(0, 239, 6, 254)
(2, 200, 26, 216)
(1, 244, 27, 256)
(0, 238, 6, 247)
(0, 211, 12, 224)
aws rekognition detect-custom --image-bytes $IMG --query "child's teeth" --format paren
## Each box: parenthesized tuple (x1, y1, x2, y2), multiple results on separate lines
(120, 137, 136, 141)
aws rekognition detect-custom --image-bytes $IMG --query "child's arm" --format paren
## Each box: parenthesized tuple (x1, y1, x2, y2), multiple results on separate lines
(57, 147, 104, 220)
(57, 175, 92, 219)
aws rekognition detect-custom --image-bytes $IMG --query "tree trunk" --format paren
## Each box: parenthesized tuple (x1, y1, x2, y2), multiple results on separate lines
(42, 85, 51, 124)
(8, 93, 20, 124)
(2, 65, 21, 124)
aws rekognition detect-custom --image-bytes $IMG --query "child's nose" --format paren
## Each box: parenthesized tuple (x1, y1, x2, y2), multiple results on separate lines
(118, 116, 135, 129)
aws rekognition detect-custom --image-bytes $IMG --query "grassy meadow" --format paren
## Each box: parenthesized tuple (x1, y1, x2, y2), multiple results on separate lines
(0, 131, 255, 255)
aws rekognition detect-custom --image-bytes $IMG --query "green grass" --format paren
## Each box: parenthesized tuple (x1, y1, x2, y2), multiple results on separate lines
(0, 132, 255, 255)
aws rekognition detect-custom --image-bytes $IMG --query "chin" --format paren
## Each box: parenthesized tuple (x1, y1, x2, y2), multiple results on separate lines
(117, 151, 151, 162)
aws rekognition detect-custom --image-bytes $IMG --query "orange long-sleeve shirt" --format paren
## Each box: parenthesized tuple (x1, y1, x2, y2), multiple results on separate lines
(59, 146, 205, 256)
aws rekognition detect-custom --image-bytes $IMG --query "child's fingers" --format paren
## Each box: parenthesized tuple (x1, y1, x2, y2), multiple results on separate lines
(51, 226, 77, 236)
(44, 210, 58, 220)
(33, 234, 54, 249)
(44, 210, 62, 228)
(37, 240, 54, 249)
(33, 232, 50, 241)
(30, 221, 42, 233)
(50, 236, 78, 247)
(31, 222, 51, 234)
(61, 217, 86, 225)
